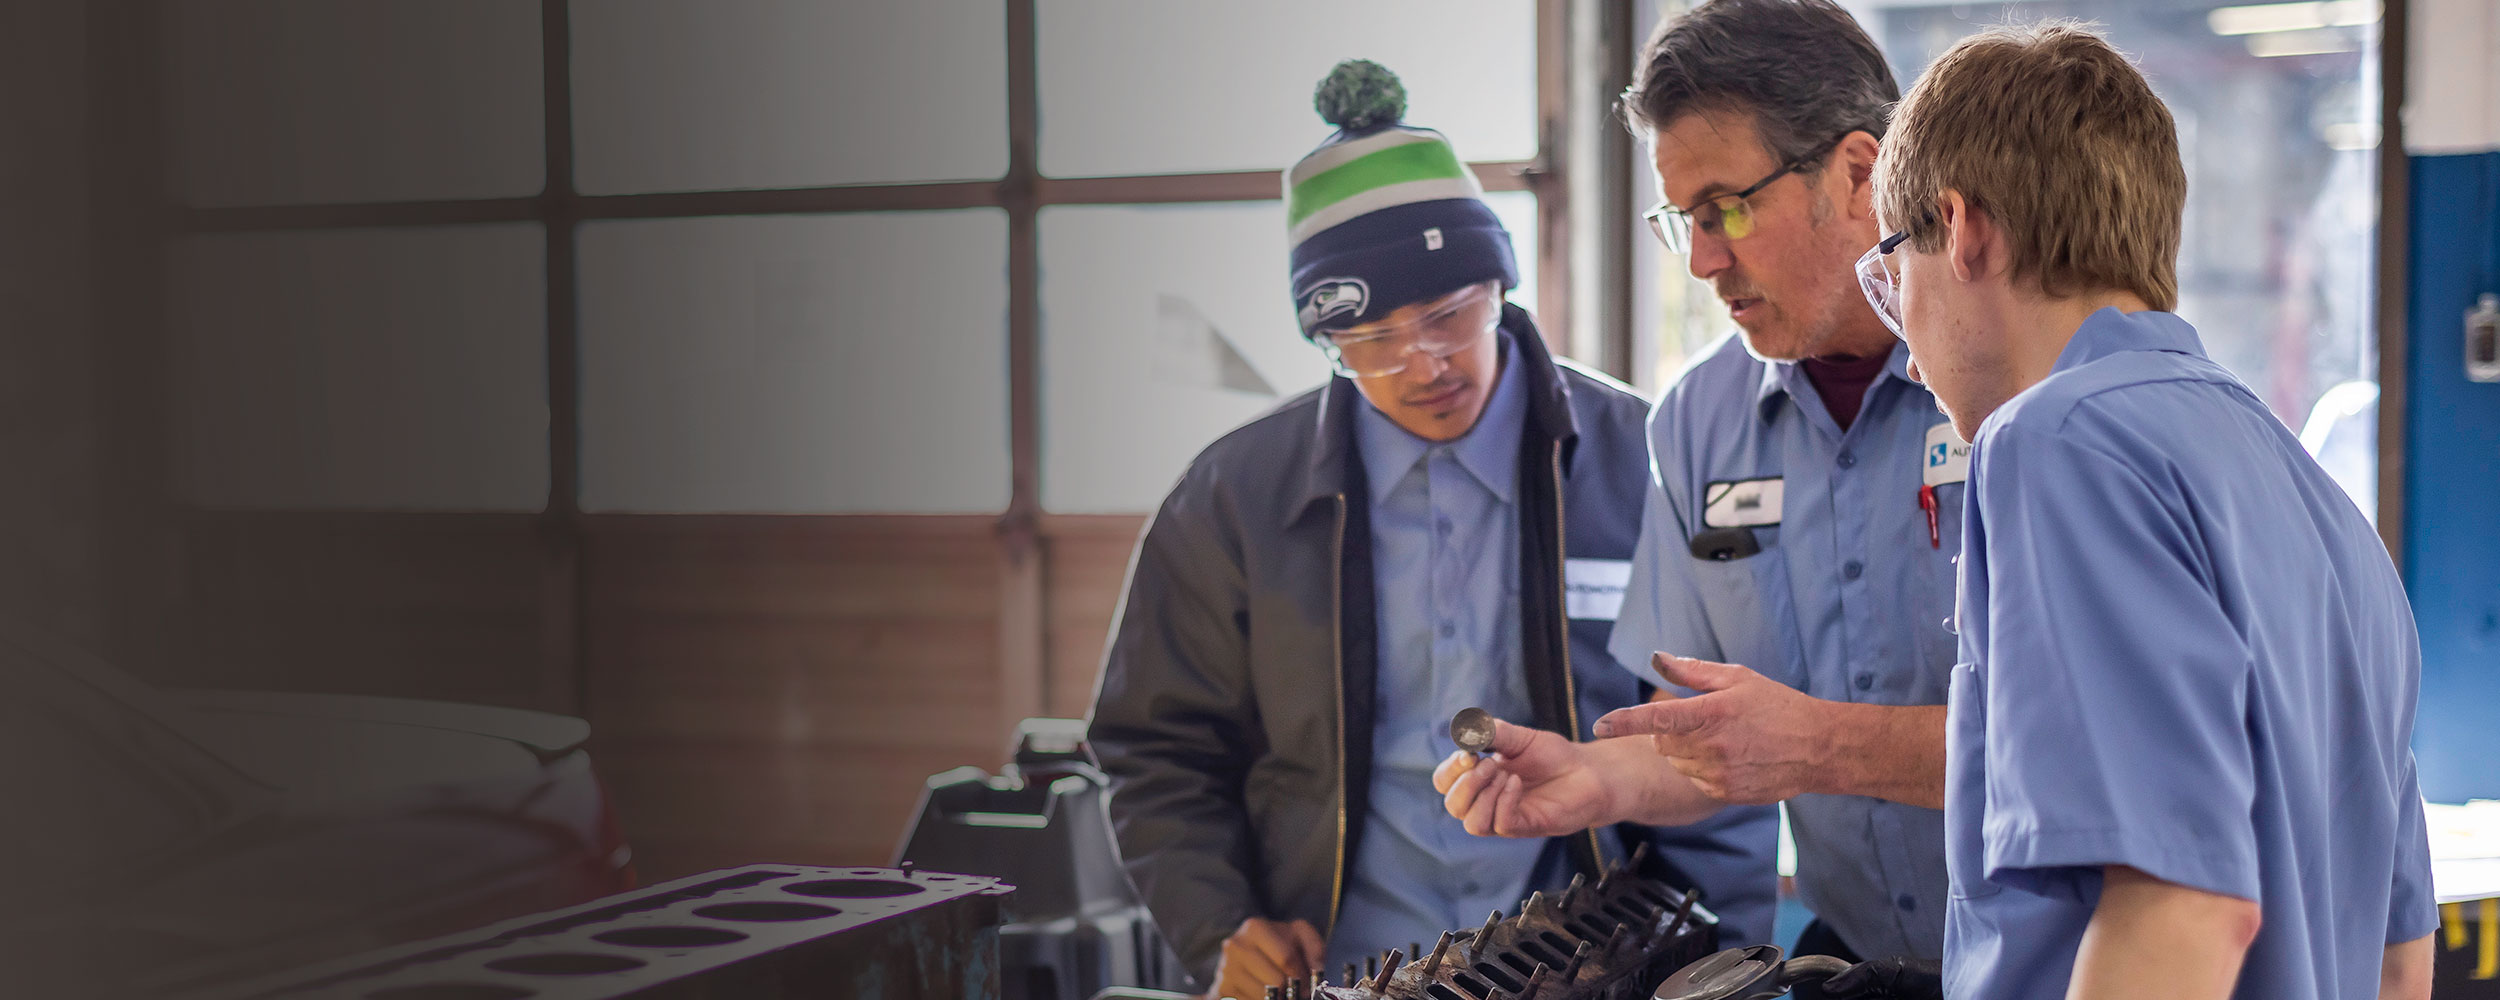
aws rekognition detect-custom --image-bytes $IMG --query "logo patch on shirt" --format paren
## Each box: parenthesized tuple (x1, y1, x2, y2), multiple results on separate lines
(1924, 422, 1972, 487)
(1563, 558, 1631, 621)
(1295, 277, 1370, 330)
(1703, 477, 1784, 528)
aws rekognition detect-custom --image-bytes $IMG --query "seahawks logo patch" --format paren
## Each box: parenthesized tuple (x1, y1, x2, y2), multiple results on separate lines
(1296, 277, 1370, 330)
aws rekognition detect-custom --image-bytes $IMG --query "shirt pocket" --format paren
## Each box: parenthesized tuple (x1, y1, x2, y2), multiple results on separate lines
(1944, 661, 2002, 900)
(1688, 529, 1797, 686)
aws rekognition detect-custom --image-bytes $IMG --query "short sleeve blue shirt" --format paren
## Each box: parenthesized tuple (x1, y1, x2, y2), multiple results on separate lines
(1945, 309, 2437, 1000)
(1611, 331, 1960, 960)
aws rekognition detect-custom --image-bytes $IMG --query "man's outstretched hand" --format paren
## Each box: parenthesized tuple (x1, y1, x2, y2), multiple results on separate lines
(1591, 654, 1839, 805)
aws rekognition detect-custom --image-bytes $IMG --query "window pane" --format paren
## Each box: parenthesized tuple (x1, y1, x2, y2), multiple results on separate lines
(578, 212, 1008, 513)
(1851, 0, 2379, 509)
(1043, 203, 1324, 513)
(570, 0, 1008, 194)
(166, 0, 544, 207)
(1038, 1, 1536, 178)
(168, 226, 550, 510)
(1635, 1, 2379, 512)
(1043, 199, 1544, 513)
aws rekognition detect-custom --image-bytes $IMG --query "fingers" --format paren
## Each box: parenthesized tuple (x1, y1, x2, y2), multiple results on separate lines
(1443, 755, 1499, 822)
(1224, 919, 1298, 986)
(1593, 699, 1705, 739)
(1433, 750, 1475, 795)
(1458, 760, 1511, 836)
(1287, 921, 1327, 972)
(1224, 945, 1288, 991)
(1651, 652, 1750, 692)
(1491, 771, 1526, 837)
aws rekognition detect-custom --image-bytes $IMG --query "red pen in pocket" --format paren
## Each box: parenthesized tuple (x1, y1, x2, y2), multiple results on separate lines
(1918, 484, 1940, 549)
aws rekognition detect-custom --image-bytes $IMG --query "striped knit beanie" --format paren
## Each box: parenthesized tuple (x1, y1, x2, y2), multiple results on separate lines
(1287, 60, 1518, 338)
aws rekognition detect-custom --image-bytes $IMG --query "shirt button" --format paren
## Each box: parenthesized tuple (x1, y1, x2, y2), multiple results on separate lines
(1855, 672, 1875, 691)
(1897, 894, 1918, 912)
(1843, 560, 1864, 580)
(1439, 621, 1456, 639)
(1437, 516, 1453, 536)
(1837, 451, 1857, 469)
(1460, 880, 1482, 895)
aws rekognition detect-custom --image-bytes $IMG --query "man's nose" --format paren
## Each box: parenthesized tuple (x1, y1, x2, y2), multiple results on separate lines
(1401, 345, 1454, 382)
(1685, 231, 1734, 281)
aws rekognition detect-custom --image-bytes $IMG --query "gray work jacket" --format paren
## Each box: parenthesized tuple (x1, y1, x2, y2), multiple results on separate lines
(1086, 307, 1780, 984)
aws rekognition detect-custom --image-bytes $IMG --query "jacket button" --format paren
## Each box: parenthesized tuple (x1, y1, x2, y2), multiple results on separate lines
(1855, 672, 1875, 691)
(1837, 451, 1857, 469)
(1897, 894, 1918, 912)
(1439, 621, 1456, 639)
(1843, 561, 1864, 580)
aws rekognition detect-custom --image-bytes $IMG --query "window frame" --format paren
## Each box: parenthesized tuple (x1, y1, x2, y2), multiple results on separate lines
(132, 0, 1596, 722)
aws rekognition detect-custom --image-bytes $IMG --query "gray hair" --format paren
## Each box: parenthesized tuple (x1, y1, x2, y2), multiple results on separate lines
(1623, 0, 1900, 169)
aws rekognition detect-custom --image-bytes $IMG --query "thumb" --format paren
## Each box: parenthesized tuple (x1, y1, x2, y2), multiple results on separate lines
(1487, 717, 1542, 757)
(1652, 653, 1748, 693)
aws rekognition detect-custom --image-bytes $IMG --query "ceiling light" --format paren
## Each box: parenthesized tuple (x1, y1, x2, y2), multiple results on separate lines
(2247, 27, 2362, 56)
(2209, 0, 2378, 35)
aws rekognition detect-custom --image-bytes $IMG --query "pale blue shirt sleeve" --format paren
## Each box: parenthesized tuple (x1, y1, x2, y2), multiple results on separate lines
(2386, 754, 2439, 944)
(1972, 424, 2262, 903)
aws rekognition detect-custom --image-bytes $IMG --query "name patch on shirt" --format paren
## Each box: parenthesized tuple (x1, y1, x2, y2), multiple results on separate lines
(1703, 477, 1784, 528)
(1563, 558, 1631, 621)
(1923, 423, 1972, 487)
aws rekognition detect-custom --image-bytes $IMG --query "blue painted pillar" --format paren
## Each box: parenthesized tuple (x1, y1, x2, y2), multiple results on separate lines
(2403, 150, 2500, 801)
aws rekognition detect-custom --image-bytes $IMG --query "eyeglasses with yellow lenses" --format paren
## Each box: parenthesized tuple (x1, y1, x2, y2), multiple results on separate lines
(1642, 140, 1840, 254)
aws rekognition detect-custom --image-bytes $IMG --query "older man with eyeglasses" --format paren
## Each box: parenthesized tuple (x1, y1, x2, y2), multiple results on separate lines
(1436, 1, 1966, 992)
(1088, 60, 1777, 1000)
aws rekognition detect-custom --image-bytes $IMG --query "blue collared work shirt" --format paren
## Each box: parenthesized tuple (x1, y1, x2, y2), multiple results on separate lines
(1334, 340, 1550, 970)
(1611, 332, 1958, 960)
(1945, 308, 2437, 1000)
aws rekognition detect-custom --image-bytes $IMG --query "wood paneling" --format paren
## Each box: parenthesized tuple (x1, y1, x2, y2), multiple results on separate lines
(146, 510, 1155, 883)
(580, 515, 1005, 878)
(1042, 514, 1145, 721)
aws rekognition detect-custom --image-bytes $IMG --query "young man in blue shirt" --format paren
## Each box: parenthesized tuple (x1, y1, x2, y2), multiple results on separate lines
(1858, 23, 2436, 1000)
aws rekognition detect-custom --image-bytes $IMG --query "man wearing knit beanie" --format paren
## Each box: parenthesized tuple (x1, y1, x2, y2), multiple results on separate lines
(1090, 61, 1778, 999)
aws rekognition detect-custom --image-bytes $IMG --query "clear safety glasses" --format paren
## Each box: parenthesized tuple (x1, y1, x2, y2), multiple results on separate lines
(1310, 283, 1502, 379)
(1855, 227, 1916, 339)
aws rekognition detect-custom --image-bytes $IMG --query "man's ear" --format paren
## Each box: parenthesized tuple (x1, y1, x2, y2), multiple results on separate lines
(1835, 130, 1881, 222)
(1940, 189, 1996, 284)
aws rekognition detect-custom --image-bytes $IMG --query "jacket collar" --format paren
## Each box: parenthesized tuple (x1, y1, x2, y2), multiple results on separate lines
(1289, 303, 1578, 526)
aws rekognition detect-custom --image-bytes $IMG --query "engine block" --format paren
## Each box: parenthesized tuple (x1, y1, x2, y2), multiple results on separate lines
(1280, 845, 1718, 1000)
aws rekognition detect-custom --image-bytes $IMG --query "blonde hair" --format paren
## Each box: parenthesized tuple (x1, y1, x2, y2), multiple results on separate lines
(1873, 22, 2186, 310)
